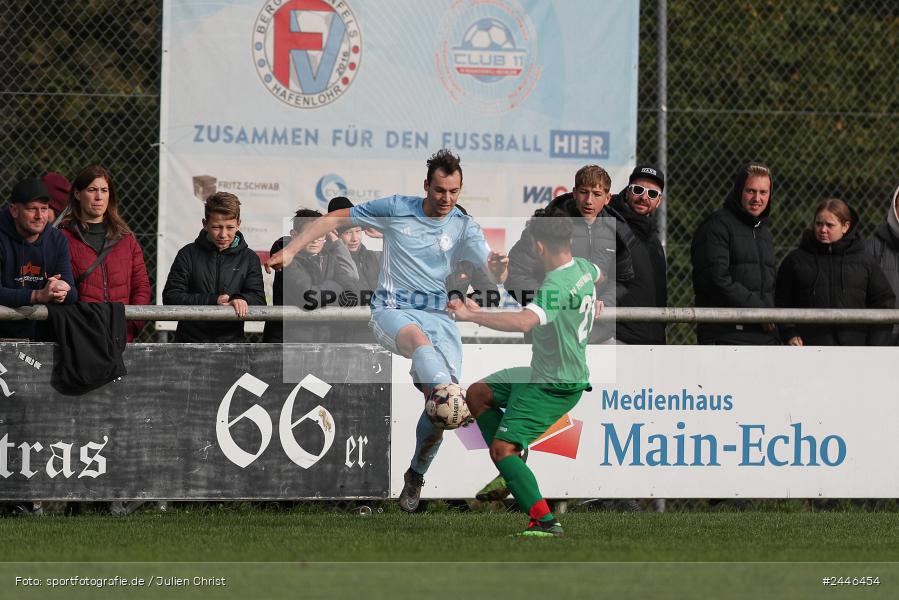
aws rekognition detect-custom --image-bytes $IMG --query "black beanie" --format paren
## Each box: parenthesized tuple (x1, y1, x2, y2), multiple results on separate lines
(328, 196, 353, 212)
(328, 196, 355, 233)
(11, 178, 51, 204)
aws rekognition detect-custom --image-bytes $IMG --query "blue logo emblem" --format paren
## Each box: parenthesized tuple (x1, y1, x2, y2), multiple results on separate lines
(435, 0, 540, 114)
(315, 174, 348, 210)
(455, 18, 527, 84)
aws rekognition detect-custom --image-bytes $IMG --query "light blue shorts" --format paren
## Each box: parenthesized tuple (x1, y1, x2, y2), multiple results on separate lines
(369, 307, 463, 382)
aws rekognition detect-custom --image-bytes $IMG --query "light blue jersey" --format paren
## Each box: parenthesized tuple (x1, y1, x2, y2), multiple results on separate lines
(350, 195, 490, 311)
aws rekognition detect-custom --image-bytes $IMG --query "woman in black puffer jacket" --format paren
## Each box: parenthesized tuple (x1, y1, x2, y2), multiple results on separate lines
(775, 198, 895, 346)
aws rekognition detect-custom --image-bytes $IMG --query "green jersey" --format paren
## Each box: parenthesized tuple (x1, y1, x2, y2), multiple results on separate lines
(524, 257, 600, 386)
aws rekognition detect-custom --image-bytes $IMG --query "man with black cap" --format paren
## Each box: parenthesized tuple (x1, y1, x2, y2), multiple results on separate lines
(691, 162, 778, 345)
(609, 165, 668, 345)
(0, 178, 78, 340)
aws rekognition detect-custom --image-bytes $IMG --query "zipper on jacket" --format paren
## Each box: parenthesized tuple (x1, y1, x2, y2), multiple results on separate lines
(586, 222, 594, 256)
(215, 252, 223, 296)
(99, 240, 110, 302)
(102, 262, 109, 302)
(827, 244, 835, 306)
(752, 226, 766, 300)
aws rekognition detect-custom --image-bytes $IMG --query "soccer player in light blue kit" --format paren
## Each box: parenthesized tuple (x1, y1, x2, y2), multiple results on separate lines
(265, 150, 509, 511)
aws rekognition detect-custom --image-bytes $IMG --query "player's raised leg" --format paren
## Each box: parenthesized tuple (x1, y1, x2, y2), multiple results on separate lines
(394, 322, 454, 512)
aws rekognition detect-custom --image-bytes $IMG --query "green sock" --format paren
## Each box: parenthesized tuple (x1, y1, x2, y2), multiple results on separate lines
(496, 455, 553, 522)
(476, 407, 503, 446)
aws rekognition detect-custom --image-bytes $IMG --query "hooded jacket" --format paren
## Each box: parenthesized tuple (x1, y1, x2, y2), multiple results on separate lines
(609, 191, 667, 344)
(162, 230, 266, 343)
(690, 163, 779, 344)
(776, 211, 895, 346)
(0, 207, 78, 339)
(262, 236, 359, 343)
(865, 185, 899, 344)
(61, 221, 151, 342)
(506, 192, 636, 343)
(342, 243, 381, 307)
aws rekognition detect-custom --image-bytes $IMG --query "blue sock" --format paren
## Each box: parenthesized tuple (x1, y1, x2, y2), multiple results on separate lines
(409, 345, 451, 476)
(410, 345, 452, 388)
(410, 410, 444, 475)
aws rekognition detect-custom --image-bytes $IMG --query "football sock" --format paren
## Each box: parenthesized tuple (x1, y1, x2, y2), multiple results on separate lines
(409, 409, 443, 475)
(410, 345, 452, 389)
(496, 454, 554, 522)
(475, 407, 503, 446)
(408, 345, 452, 475)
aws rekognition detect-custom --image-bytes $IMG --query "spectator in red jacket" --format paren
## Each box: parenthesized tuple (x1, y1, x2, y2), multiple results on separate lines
(60, 165, 151, 341)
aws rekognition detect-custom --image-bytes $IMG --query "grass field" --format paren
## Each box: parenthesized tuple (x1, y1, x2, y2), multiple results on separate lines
(1, 504, 897, 599)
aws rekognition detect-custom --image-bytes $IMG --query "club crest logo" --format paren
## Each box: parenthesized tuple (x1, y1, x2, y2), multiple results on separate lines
(435, 0, 540, 114)
(252, 0, 362, 109)
(437, 233, 454, 252)
(314, 174, 348, 210)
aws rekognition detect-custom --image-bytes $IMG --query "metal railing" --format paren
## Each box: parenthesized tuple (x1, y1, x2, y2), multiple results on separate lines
(4, 305, 899, 325)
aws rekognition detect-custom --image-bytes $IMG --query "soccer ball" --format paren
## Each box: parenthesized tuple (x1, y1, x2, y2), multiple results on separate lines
(461, 18, 516, 51)
(425, 383, 472, 430)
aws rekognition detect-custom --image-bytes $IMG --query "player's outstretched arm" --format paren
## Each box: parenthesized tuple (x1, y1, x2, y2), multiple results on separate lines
(264, 208, 352, 273)
(447, 297, 539, 333)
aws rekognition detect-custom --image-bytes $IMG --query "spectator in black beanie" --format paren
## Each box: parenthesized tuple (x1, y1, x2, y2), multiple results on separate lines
(0, 178, 78, 340)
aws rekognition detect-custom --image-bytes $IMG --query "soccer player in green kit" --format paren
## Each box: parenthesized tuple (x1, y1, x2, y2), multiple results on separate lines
(447, 208, 603, 537)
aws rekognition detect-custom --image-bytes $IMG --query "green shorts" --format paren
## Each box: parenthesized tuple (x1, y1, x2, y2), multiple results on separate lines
(483, 367, 586, 450)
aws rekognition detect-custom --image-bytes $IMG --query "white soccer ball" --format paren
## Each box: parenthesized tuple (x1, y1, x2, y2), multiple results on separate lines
(487, 23, 514, 49)
(462, 18, 515, 50)
(425, 383, 471, 430)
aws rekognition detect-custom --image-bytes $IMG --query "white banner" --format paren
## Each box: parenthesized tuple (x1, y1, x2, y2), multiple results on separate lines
(391, 345, 894, 498)
(158, 0, 640, 321)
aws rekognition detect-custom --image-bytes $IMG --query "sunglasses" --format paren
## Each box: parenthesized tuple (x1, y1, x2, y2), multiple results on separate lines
(628, 184, 662, 200)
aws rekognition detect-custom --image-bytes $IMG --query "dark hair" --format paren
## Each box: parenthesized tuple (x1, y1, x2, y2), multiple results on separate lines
(292, 208, 322, 233)
(813, 198, 851, 228)
(426, 149, 462, 184)
(328, 196, 353, 212)
(204, 192, 241, 221)
(528, 208, 573, 252)
(61, 164, 132, 239)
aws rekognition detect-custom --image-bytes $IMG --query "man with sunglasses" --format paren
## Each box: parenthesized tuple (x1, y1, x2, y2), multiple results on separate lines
(609, 166, 667, 345)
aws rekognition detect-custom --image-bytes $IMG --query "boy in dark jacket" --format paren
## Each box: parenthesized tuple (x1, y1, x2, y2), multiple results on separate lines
(163, 192, 265, 342)
(0, 178, 78, 340)
(505, 164, 635, 343)
(263, 208, 358, 343)
(328, 196, 381, 307)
